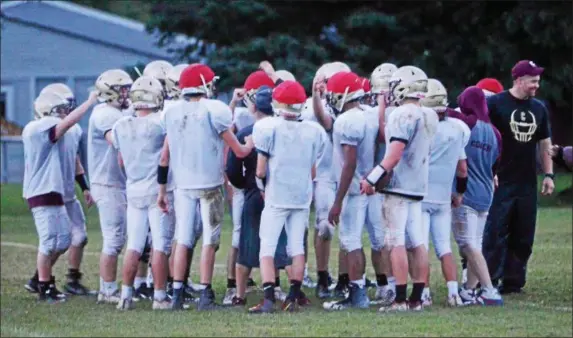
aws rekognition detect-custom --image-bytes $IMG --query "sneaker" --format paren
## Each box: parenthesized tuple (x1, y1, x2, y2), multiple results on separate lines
(323, 296, 352, 311)
(274, 287, 288, 302)
(38, 284, 67, 304)
(230, 296, 246, 307)
(97, 289, 121, 304)
(379, 301, 409, 313)
(248, 298, 275, 314)
(116, 298, 134, 310)
(302, 275, 317, 288)
(371, 285, 395, 306)
(365, 277, 376, 289)
(282, 297, 299, 312)
(315, 284, 332, 299)
(446, 294, 465, 307)
(246, 278, 258, 293)
(422, 293, 433, 307)
(408, 300, 424, 312)
(64, 279, 97, 296)
(327, 275, 337, 291)
(333, 282, 349, 298)
(222, 288, 237, 305)
(459, 286, 478, 305)
(197, 288, 221, 311)
(324, 284, 368, 310)
(152, 298, 172, 310)
(133, 284, 152, 302)
(49, 276, 67, 298)
(24, 277, 39, 294)
(477, 288, 504, 306)
(169, 288, 190, 310)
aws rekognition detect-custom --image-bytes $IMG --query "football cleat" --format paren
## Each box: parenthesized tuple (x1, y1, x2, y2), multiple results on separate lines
(327, 275, 337, 291)
(459, 286, 478, 305)
(323, 284, 368, 311)
(97, 290, 121, 304)
(461, 268, 468, 284)
(422, 293, 433, 307)
(64, 280, 97, 296)
(197, 288, 222, 311)
(116, 298, 134, 311)
(133, 284, 153, 302)
(246, 278, 258, 293)
(152, 298, 172, 310)
(316, 284, 332, 299)
(38, 284, 67, 304)
(274, 287, 288, 302)
(222, 287, 237, 305)
(282, 297, 299, 312)
(302, 275, 317, 288)
(24, 278, 39, 294)
(447, 294, 465, 307)
(297, 290, 312, 307)
(371, 285, 395, 306)
(378, 301, 409, 313)
(230, 296, 246, 307)
(333, 281, 349, 298)
(248, 298, 275, 314)
(169, 289, 191, 311)
(476, 288, 504, 306)
(408, 300, 424, 312)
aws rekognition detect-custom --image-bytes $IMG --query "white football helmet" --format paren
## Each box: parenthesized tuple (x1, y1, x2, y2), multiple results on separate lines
(165, 63, 189, 100)
(95, 69, 133, 109)
(39, 83, 76, 111)
(34, 92, 69, 119)
(143, 60, 173, 91)
(388, 65, 428, 105)
(421, 78, 448, 112)
(275, 69, 296, 82)
(129, 75, 165, 111)
(315, 62, 351, 80)
(370, 63, 398, 94)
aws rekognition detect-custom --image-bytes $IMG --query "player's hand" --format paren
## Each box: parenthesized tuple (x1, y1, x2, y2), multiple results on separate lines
(541, 176, 555, 196)
(360, 179, 375, 195)
(259, 61, 275, 77)
(232, 88, 246, 103)
(157, 192, 169, 213)
(451, 193, 463, 208)
(83, 190, 94, 208)
(548, 144, 562, 158)
(493, 175, 499, 190)
(328, 202, 342, 226)
(88, 90, 99, 103)
(313, 74, 326, 95)
(244, 135, 254, 149)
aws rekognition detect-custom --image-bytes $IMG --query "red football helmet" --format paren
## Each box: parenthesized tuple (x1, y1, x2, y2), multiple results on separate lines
(272, 80, 307, 119)
(243, 70, 275, 104)
(326, 71, 365, 114)
(179, 64, 219, 98)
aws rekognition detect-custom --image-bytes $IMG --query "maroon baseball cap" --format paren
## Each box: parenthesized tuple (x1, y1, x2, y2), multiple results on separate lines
(511, 60, 544, 79)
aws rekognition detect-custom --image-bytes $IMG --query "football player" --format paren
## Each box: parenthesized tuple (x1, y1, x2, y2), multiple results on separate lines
(88, 69, 133, 303)
(111, 76, 175, 310)
(157, 64, 253, 311)
(23, 90, 97, 302)
(322, 71, 377, 311)
(450, 86, 504, 306)
(23, 83, 96, 297)
(248, 80, 325, 313)
(418, 79, 470, 307)
(222, 71, 275, 305)
(361, 65, 438, 312)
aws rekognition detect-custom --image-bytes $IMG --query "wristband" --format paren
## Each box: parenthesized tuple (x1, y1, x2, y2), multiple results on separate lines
(255, 176, 266, 192)
(544, 173, 555, 180)
(365, 165, 387, 186)
(456, 176, 468, 194)
(157, 165, 169, 184)
(75, 174, 89, 192)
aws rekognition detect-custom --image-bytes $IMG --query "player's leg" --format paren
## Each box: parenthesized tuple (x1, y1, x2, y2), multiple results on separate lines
(282, 208, 311, 312)
(403, 200, 428, 311)
(248, 205, 289, 313)
(225, 185, 244, 303)
(93, 185, 127, 304)
(196, 186, 225, 310)
(502, 186, 537, 294)
(367, 194, 394, 306)
(184, 200, 204, 295)
(313, 181, 336, 297)
(411, 202, 431, 307)
(324, 194, 369, 310)
(64, 199, 94, 295)
(378, 195, 410, 313)
(274, 229, 294, 303)
(133, 234, 152, 301)
(453, 205, 503, 306)
(170, 188, 200, 310)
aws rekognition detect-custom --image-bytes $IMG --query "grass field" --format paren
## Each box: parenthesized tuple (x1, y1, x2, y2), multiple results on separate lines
(1, 175, 572, 337)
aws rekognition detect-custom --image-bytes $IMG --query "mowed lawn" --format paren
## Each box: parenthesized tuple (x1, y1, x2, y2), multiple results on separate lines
(1, 175, 571, 337)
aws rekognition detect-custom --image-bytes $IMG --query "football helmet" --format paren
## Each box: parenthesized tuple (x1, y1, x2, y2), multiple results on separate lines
(129, 76, 164, 111)
(275, 69, 296, 82)
(272, 80, 307, 119)
(358, 77, 376, 106)
(143, 60, 173, 97)
(421, 78, 448, 112)
(39, 83, 76, 111)
(34, 92, 69, 119)
(476, 78, 504, 97)
(243, 70, 275, 106)
(370, 63, 398, 95)
(165, 63, 189, 100)
(315, 62, 351, 80)
(95, 69, 133, 109)
(179, 64, 219, 98)
(325, 71, 365, 115)
(388, 65, 428, 105)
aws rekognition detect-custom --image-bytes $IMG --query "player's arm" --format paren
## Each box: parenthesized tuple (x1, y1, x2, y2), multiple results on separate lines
(222, 129, 253, 159)
(311, 164, 317, 181)
(74, 157, 90, 192)
(334, 145, 357, 206)
(455, 159, 468, 192)
(225, 136, 247, 189)
(377, 95, 388, 143)
(255, 153, 268, 193)
(53, 91, 98, 142)
(538, 105, 553, 178)
(312, 77, 333, 131)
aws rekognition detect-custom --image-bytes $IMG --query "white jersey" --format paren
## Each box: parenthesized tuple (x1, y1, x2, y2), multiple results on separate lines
(160, 99, 177, 121)
(332, 107, 378, 196)
(382, 104, 439, 198)
(87, 103, 126, 188)
(253, 116, 325, 209)
(425, 117, 471, 204)
(363, 105, 386, 163)
(233, 107, 255, 132)
(161, 98, 232, 190)
(22, 117, 64, 199)
(112, 113, 168, 199)
(299, 97, 336, 183)
(61, 124, 84, 202)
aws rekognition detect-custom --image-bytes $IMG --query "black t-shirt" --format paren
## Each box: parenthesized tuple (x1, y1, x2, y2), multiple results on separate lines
(487, 91, 551, 185)
(225, 124, 258, 196)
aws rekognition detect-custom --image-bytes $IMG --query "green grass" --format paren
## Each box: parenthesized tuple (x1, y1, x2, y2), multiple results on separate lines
(1, 175, 572, 337)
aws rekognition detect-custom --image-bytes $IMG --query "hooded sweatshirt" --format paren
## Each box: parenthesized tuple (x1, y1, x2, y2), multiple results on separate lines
(452, 86, 502, 212)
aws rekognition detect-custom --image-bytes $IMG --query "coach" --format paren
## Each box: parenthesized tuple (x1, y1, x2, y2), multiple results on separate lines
(482, 60, 554, 294)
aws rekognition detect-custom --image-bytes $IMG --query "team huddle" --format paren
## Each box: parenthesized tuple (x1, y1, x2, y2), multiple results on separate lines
(23, 57, 514, 314)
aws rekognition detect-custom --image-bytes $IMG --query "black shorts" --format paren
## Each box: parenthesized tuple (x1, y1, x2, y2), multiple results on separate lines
(237, 191, 291, 269)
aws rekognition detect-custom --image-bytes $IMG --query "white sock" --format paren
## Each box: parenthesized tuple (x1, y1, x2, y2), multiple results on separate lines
(352, 279, 365, 288)
(103, 281, 118, 295)
(99, 277, 105, 293)
(388, 276, 396, 291)
(154, 289, 166, 301)
(134, 277, 146, 289)
(447, 281, 459, 297)
(304, 264, 309, 277)
(173, 281, 183, 290)
(121, 285, 133, 300)
(146, 268, 154, 287)
(422, 287, 431, 299)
